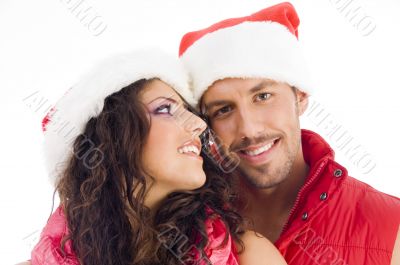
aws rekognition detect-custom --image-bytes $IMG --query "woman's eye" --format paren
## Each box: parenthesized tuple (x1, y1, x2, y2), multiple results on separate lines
(155, 104, 172, 114)
(255, 92, 271, 102)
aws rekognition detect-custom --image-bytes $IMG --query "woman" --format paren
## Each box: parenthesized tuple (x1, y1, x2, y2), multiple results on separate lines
(25, 49, 286, 265)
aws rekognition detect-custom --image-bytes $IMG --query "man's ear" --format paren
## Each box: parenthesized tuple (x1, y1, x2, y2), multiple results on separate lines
(296, 89, 309, 116)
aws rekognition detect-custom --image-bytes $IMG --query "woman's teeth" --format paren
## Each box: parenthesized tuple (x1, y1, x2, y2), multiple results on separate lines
(178, 145, 200, 155)
(242, 141, 275, 156)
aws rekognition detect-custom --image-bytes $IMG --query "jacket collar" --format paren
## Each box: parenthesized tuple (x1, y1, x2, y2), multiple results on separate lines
(276, 129, 347, 245)
(301, 129, 335, 169)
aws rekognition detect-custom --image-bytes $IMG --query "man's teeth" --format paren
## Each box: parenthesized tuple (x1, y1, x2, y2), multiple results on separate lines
(243, 141, 275, 156)
(178, 145, 200, 155)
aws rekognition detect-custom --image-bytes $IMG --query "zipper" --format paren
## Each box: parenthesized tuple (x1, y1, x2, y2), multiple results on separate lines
(279, 158, 329, 236)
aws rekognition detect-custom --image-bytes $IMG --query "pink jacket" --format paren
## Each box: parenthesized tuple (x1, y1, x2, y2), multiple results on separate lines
(31, 206, 238, 265)
(31, 207, 79, 265)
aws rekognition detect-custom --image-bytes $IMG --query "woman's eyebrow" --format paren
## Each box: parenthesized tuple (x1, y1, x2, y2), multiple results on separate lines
(146, 96, 181, 105)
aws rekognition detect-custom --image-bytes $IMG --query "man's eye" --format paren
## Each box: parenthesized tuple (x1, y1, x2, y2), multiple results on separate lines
(214, 106, 232, 117)
(255, 93, 271, 102)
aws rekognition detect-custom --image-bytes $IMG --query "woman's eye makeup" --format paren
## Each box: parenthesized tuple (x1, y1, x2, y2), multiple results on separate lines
(154, 103, 173, 114)
(148, 97, 185, 116)
(152, 102, 180, 116)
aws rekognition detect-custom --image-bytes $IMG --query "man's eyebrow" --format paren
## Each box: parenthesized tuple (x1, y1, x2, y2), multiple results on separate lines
(202, 80, 277, 113)
(249, 80, 277, 94)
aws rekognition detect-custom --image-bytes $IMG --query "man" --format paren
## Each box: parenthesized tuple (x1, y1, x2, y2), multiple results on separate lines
(179, 2, 400, 264)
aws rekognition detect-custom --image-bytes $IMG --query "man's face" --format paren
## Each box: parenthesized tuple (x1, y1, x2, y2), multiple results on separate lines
(201, 78, 308, 189)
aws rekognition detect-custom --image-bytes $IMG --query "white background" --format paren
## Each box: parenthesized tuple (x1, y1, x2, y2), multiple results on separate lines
(1, 0, 399, 263)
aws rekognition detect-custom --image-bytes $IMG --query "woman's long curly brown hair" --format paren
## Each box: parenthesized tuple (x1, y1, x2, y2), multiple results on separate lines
(56, 79, 243, 265)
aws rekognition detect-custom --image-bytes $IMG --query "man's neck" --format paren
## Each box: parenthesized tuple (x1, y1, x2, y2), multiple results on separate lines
(238, 150, 310, 241)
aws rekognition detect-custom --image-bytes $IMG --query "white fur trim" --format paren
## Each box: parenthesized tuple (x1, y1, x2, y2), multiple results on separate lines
(181, 21, 313, 103)
(44, 49, 194, 185)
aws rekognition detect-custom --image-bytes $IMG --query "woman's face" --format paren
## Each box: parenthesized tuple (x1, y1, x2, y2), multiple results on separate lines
(140, 79, 207, 196)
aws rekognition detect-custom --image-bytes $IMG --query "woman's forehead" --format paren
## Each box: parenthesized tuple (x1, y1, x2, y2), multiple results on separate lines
(140, 79, 182, 104)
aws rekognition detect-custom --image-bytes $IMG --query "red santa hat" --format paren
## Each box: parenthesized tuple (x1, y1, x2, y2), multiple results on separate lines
(179, 2, 312, 103)
(42, 49, 194, 185)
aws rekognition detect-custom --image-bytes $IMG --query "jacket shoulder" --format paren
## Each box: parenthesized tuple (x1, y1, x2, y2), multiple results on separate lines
(336, 175, 400, 248)
(342, 175, 400, 216)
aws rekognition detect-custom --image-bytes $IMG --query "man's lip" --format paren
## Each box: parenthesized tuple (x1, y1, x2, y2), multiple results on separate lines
(237, 138, 279, 152)
(236, 138, 280, 165)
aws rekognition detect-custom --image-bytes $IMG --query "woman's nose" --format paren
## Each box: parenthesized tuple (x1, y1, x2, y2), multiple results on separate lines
(188, 115, 207, 138)
(183, 111, 207, 138)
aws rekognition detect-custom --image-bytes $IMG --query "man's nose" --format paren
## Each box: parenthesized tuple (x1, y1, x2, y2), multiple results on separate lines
(235, 106, 265, 140)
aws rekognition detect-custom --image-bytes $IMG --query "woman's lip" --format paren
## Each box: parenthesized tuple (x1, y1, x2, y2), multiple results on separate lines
(180, 152, 203, 161)
(237, 139, 279, 165)
(178, 139, 202, 153)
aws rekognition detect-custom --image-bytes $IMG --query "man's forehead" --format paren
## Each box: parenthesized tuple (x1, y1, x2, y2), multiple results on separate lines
(211, 77, 277, 88)
(202, 78, 279, 102)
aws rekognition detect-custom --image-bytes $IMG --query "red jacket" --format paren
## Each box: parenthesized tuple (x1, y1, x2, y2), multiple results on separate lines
(31, 129, 400, 264)
(275, 129, 400, 264)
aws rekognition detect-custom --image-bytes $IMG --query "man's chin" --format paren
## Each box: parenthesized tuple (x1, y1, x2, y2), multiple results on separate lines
(237, 164, 286, 189)
(244, 176, 282, 189)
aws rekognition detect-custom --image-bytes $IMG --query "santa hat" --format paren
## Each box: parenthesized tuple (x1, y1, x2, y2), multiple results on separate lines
(42, 49, 194, 185)
(179, 2, 312, 103)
